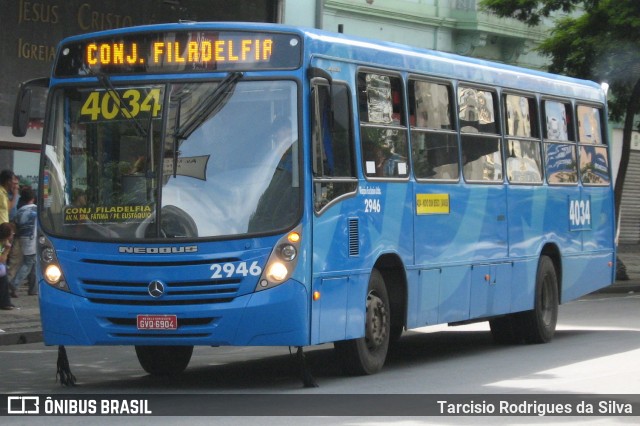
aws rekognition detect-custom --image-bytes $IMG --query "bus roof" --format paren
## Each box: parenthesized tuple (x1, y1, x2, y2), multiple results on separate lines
(56, 21, 605, 102)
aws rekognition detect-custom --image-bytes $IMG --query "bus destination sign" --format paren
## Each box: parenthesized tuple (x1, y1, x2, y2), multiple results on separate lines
(54, 30, 302, 76)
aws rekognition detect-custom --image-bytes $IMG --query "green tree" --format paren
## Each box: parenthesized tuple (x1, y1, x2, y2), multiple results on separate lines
(481, 0, 640, 228)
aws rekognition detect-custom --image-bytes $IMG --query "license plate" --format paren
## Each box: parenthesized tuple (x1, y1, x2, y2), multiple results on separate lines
(137, 314, 177, 330)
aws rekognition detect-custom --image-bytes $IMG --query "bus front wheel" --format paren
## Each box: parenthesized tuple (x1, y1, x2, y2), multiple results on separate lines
(334, 268, 390, 375)
(135, 345, 194, 376)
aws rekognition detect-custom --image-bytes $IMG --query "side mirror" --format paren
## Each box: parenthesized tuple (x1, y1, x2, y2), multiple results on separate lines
(12, 77, 49, 137)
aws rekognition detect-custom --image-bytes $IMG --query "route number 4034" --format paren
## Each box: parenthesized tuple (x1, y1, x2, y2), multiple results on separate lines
(80, 88, 162, 121)
(569, 198, 591, 229)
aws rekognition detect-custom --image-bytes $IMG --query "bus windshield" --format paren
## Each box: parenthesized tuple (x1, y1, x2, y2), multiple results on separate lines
(41, 79, 300, 241)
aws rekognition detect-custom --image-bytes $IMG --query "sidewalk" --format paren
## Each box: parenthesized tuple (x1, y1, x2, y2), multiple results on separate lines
(0, 285, 41, 346)
(1, 248, 640, 346)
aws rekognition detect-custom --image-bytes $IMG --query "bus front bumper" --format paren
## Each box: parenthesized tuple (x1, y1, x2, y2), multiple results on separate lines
(38, 280, 310, 347)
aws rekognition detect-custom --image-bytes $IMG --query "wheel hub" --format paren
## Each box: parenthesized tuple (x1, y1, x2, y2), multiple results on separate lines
(365, 292, 388, 349)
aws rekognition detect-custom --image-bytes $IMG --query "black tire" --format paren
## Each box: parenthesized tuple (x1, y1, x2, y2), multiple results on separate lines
(135, 345, 193, 376)
(334, 268, 390, 375)
(489, 315, 523, 344)
(389, 324, 404, 345)
(520, 255, 559, 343)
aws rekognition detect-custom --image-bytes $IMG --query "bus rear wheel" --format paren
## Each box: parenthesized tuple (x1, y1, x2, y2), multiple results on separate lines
(521, 255, 559, 343)
(135, 345, 193, 376)
(334, 268, 390, 375)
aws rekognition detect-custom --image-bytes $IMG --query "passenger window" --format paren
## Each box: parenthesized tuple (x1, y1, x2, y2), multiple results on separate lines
(504, 94, 542, 184)
(358, 72, 409, 179)
(459, 86, 502, 182)
(312, 81, 357, 212)
(577, 105, 609, 185)
(544, 100, 573, 142)
(577, 105, 602, 144)
(410, 80, 459, 180)
(544, 100, 577, 184)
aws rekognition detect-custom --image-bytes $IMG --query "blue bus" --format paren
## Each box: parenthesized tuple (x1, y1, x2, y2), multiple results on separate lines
(13, 22, 615, 379)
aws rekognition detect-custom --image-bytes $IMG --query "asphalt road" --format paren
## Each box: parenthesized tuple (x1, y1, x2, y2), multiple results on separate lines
(1, 292, 639, 424)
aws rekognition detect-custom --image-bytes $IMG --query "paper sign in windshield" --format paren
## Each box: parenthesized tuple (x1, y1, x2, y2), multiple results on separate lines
(163, 155, 209, 180)
(64, 205, 152, 224)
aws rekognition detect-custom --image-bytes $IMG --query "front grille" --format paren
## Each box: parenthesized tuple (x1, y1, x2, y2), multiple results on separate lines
(80, 278, 241, 306)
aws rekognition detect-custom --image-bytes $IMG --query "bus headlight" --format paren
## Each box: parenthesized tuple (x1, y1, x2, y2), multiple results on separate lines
(255, 226, 302, 292)
(38, 233, 70, 292)
(44, 264, 63, 285)
(267, 262, 289, 282)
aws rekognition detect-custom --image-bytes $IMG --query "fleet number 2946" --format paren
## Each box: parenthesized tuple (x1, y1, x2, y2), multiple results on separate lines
(210, 261, 262, 279)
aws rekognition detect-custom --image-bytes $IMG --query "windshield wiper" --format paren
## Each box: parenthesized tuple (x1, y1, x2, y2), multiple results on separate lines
(174, 71, 243, 141)
(94, 73, 149, 137)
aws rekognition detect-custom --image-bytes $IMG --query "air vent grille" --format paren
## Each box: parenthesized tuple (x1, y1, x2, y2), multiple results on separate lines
(348, 218, 359, 257)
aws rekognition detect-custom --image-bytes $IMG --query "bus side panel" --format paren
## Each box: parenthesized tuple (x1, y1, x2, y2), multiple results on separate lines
(437, 266, 471, 324)
(581, 186, 615, 252)
(507, 185, 551, 314)
(571, 185, 616, 299)
(413, 183, 506, 324)
(310, 182, 414, 344)
(413, 184, 507, 265)
(561, 251, 614, 303)
(310, 202, 360, 345)
(510, 259, 537, 313)
(546, 186, 585, 255)
(310, 193, 369, 345)
(507, 186, 548, 259)
(413, 268, 440, 327)
(315, 276, 349, 343)
(469, 262, 512, 318)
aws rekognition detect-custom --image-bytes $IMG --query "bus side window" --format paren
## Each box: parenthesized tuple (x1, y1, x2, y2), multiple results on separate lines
(577, 105, 609, 185)
(544, 100, 578, 184)
(358, 72, 409, 179)
(504, 94, 543, 184)
(311, 81, 357, 213)
(458, 86, 502, 182)
(409, 79, 459, 181)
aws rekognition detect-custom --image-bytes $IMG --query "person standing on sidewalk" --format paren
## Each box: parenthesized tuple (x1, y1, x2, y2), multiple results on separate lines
(0, 222, 16, 310)
(10, 187, 37, 296)
(0, 170, 18, 224)
(7, 177, 26, 297)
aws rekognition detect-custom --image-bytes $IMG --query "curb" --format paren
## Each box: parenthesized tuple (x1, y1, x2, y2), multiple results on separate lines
(0, 330, 43, 346)
(595, 283, 640, 295)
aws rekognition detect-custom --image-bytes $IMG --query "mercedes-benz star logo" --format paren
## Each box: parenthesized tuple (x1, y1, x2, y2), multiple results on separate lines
(148, 280, 165, 298)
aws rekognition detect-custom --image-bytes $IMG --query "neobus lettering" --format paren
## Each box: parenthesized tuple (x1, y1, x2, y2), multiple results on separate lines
(118, 246, 198, 254)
